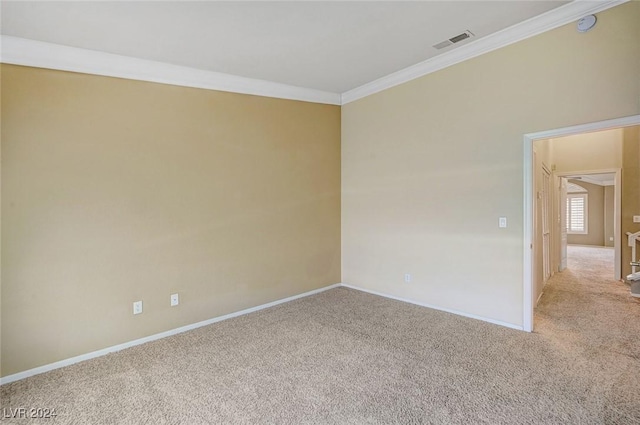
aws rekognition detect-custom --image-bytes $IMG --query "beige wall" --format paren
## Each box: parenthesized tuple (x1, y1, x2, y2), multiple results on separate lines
(1, 65, 341, 377)
(534, 139, 552, 170)
(622, 126, 640, 278)
(566, 180, 605, 246)
(2, 1, 639, 378)
(551, 129, 623, 173)
(342, 2, 640, 326)
(604, 185, 615, 247)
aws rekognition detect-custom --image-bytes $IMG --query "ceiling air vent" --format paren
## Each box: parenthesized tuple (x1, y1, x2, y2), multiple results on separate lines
(433, 30, 474, 50)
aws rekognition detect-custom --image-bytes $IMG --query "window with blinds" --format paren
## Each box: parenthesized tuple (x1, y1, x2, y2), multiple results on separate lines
(566, 194, 588, 234)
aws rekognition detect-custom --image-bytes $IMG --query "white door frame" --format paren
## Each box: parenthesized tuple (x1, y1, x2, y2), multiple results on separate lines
(523, 115, 640, 332)
(559, 177, 568, 272)
(541, 163, 552, 284)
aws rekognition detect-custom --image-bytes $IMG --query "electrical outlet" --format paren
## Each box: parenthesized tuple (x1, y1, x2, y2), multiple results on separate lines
(170, 293, 179, 307)
(634, 216, 640, 223)
(133, 301, 143, 315)
(404, 273, 412, 283)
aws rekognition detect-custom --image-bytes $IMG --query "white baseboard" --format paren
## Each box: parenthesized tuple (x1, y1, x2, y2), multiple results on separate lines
(1, 281, 524, 384)
(340, 283, 524, 331)
(0, 283, 341, 385)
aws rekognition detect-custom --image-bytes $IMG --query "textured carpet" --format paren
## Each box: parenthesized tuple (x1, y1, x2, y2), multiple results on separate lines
(2, 247, 639, 424)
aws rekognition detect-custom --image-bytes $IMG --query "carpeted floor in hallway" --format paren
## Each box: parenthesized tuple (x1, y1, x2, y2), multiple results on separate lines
(2, 245, 639, 424)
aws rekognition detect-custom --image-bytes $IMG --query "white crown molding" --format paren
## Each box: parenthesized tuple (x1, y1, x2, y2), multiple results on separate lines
(0, 35, 341, 106)
(341, 0, 628, 105)
(0, 1, 627, 106)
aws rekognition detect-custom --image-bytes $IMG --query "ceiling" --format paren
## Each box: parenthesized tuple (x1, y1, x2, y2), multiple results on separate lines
(567, 173, 616, 186)
(1, 1, 570, 94)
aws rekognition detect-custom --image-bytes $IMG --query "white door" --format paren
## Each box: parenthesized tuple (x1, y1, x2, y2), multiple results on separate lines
(542, 166, 551, 281)
(559, 177, 568, 271)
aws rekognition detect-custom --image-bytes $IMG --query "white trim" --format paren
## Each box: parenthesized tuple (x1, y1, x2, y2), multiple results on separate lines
(570, 175, 616, 187)
(523, 115, 640, 332)
(341, 283, 523, 331)
(0, 283, 341, 385)
(341, 0, 627, 104)
(525, 116, 640, 141)
(0, 36, 341, 106)
(524, 132, 534, 332)
(1, 280, 528, 385)
(614, 169, 622, 279)
(1, 1, 626, 106)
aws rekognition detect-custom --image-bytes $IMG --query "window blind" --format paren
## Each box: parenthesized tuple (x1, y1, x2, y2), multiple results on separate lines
(566, 194, 587, 233)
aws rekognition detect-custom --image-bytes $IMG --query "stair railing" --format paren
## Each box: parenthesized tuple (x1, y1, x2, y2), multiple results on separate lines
(627, 231, 640, 275)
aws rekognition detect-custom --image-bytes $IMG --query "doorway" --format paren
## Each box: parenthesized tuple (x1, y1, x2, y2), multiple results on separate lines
(532, 135, 621, 311)
(523, 115, 640, 332)
(559, 172, 617, 268)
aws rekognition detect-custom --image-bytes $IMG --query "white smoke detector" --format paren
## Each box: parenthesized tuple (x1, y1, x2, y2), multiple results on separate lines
(577, 15, 597, 33)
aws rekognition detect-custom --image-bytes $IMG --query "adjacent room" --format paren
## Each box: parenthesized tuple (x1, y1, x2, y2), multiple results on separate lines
(532, 128, 625, 298)
(2, 1, 639, 423)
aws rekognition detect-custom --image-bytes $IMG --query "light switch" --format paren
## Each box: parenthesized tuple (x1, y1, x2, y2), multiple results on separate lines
(499, 217, 507, 228)
(634, 216, 640, 223)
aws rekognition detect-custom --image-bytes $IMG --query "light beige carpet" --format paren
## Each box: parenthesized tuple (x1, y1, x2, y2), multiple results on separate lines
(2, 247, 639, 424)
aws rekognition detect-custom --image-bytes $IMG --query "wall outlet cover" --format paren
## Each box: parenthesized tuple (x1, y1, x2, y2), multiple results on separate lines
(133, 301, 143, 315)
